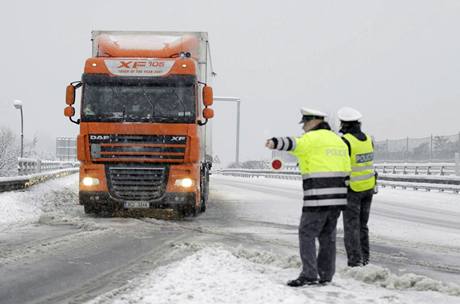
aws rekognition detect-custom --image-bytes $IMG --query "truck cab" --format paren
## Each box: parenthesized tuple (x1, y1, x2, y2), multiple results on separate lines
(64, 31, 214, 217)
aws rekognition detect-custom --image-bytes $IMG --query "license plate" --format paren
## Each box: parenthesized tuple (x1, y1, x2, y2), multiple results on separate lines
(124, 201, 150, 209)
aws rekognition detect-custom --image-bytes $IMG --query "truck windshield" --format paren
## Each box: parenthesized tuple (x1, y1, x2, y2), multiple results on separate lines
(81, 80, 196, 123)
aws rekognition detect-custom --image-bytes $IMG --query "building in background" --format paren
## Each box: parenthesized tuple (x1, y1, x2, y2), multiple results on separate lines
(56, 137, 77, 161)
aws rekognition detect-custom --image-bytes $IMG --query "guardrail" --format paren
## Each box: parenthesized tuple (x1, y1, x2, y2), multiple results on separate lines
(217, 167, 460, 194)
(0, 168, 79, 193)
(18, 158, 78, 175)
(0, 158, 80, 193)
(377, 180, 460, 193)
(375, 163, 456, 176)
(281, 162, 459, 176)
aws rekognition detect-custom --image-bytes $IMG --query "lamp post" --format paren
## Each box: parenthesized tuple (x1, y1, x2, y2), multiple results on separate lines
(214, 96, 241, 164)
(13, 100, 24, 158)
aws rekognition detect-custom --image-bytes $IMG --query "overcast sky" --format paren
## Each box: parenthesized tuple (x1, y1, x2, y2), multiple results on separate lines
(0, 0, 459, 164)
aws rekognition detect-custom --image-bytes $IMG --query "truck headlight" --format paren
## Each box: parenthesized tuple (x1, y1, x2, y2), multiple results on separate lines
(175, 178, 193, 188)
(82, 177, 100, 186)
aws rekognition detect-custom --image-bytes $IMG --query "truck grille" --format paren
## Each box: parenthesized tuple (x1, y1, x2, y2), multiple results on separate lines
(107, 165, 167, 201)
(90, 134, 187, 163)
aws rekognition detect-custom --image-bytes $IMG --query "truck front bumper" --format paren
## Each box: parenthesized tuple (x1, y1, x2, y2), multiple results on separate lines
(80, 191, 197, 216)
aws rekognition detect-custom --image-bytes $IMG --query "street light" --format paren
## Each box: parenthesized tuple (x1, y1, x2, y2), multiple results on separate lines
(13, 99, 24, 158)
(214, 96, 241, 164)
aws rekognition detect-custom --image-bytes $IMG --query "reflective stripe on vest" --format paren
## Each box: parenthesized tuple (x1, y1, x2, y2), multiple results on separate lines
(303, 198, 347, 207)
(351, 165, 374, 172)
(302, 172, 349, 179)
(350, 172, 375, 182)
(304, 187, 348, 196)
(302, 172, 349, 207)
(343, 133, 376, 192)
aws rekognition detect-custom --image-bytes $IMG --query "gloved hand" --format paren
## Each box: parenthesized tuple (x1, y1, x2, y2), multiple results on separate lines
(265, 139, 275, 149)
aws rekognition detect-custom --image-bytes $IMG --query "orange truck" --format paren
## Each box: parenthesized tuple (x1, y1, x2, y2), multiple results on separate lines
(64, 31, 214, 217)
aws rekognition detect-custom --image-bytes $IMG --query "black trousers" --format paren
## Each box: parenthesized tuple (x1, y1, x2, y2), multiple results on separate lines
(343, 189, 373, 266)
(299, 209, 341, 281)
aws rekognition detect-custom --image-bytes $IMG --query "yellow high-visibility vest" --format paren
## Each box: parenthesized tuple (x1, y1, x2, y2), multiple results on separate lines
(343, 133, 376, 192)
(286, 129, 351, 208)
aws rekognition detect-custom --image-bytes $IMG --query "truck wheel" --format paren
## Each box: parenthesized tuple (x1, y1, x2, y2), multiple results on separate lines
(83, 203, 94, 214)
(83, 202, 113, 217)
(97, 203, 115, 217)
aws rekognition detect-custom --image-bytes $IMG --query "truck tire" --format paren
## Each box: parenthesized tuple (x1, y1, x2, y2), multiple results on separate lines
(83, 203, 94, 214)
(83, 201, 113, 217)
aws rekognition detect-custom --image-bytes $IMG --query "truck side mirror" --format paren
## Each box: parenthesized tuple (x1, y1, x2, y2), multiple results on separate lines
(64, 106, 75, 117)
(203, 108, 214, 119)
(65, 81, 81, 124)
(66, 85, 75, 105)
(203, 86, 213, 106)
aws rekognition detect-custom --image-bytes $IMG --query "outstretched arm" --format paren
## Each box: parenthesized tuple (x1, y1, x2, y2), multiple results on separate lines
(265, 137, 297, 151)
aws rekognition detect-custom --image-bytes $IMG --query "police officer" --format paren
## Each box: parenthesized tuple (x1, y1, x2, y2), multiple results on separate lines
(337, 107, 376, 267)
(266, 108, 350, 286)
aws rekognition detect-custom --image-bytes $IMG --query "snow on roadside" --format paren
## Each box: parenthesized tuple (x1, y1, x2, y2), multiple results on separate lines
(0, 174, 79, 230)
(340, 265, 460, 296)
(86, 246, 460, 304)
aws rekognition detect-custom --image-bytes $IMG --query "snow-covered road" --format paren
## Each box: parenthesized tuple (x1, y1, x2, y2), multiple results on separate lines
(0, 174, 459, 304)
(209, 176, 460, 282)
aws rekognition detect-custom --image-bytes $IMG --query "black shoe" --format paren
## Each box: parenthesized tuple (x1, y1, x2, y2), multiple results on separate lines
(318, 279, 331, 285)
(347, 262, 363, 267)
(287, 276, 317, 287)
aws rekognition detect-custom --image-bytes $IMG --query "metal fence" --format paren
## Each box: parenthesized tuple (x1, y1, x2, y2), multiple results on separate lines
(374, 133, 460, 162)
(217, 167, 460, 194)
(0, 168, 79, 193)
(375, 163, 457, 176)
(0, 158, 79, 193)
(270, 133, 460, 163)
(17, 158, 79, 175)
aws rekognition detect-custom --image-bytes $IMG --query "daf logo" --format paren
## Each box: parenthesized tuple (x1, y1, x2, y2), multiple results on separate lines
(90, 135, 110, 141)
(171, 136, 186, 141)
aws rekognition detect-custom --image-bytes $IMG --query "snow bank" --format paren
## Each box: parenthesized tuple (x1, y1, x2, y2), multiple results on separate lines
(0, 174, 79, 230)
(233, 245, 460, 297)
(0, 193, 42, 227)
(88, 247, 305, 304)
(86, 246, 460, 304)
(341, 264, 460, 296)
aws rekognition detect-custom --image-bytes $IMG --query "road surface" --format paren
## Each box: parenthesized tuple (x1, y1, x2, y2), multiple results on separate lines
(0, 174, 459, 303)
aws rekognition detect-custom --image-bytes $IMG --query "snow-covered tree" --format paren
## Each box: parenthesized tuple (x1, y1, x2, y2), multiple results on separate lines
(0, 127, 19, 176)
(24, 133, 39, 158)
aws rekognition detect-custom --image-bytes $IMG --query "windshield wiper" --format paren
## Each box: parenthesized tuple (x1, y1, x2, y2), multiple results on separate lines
(140, 87, 155, 122)
(121, 105, 126, 122)
(171, 88, 187, 115)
